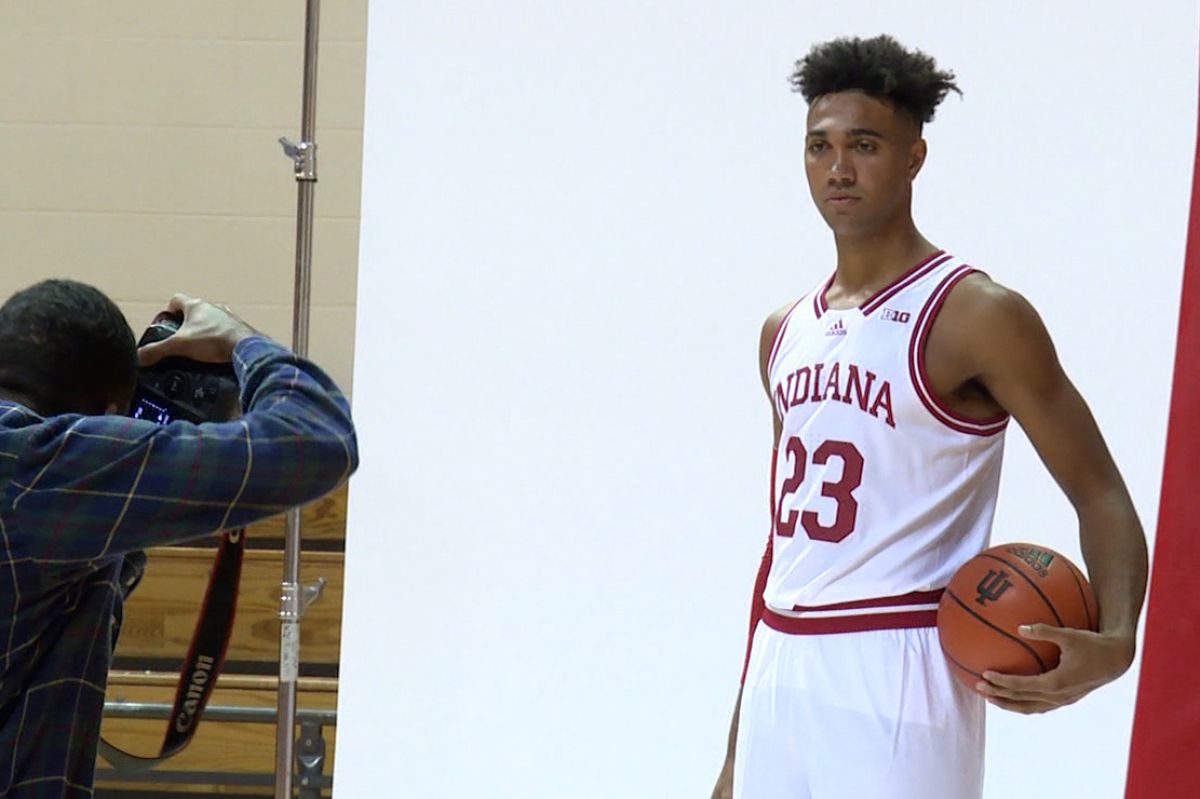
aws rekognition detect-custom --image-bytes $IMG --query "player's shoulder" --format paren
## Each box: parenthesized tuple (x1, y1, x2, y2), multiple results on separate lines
(758, 298, 804, 386)
(761, 299, 798, 339)
(759, 297, 804, 358)
(945, 266, 1041, 319)
(942, 271, 1043, 331)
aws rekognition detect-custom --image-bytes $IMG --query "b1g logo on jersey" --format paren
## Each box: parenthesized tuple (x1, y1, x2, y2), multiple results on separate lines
(975, 569, 1013, 605)
(881, 308, 911, 323)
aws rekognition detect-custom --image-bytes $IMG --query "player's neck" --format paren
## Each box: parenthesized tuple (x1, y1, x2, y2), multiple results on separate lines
(830, 223, 938, 298)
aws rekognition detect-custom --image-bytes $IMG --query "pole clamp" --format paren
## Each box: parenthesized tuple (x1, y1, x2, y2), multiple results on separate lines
(279, 577, 327, 622)
(279, 137, 318, 182)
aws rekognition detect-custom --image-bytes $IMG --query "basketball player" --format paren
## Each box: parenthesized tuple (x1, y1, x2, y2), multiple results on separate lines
(709, 35, 1148, 799)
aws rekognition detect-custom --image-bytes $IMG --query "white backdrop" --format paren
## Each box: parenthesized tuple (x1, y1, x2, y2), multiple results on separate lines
(337, 2, 1198, 797)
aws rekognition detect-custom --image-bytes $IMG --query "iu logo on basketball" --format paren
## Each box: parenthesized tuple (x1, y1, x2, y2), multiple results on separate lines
(975, 569, 1013, 605)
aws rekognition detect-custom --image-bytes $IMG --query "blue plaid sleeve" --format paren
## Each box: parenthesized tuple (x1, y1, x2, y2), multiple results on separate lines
(1, 336, 358, 561)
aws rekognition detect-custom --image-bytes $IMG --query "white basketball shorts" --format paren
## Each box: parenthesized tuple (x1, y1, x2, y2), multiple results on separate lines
(734, 618, 985, 799)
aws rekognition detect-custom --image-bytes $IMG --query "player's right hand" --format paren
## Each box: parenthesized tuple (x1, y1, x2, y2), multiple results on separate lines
(710, 760, 733, 799)
(138, 294, 260, 367)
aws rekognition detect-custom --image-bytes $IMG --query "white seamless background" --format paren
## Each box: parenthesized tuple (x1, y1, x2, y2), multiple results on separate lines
(337, 3, 1198, 797)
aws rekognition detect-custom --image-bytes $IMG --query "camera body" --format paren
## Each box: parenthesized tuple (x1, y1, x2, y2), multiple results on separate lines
(130, 312, 240, 425)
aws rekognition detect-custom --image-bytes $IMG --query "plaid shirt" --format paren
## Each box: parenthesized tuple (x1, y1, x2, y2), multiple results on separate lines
(0, 336, 358, 797)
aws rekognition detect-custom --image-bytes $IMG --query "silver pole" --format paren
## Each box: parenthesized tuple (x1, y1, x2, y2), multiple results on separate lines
(275, 0, 322, 796)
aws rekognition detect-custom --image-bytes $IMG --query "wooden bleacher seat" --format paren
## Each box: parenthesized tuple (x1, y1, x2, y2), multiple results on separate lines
(114, 547, 344, 666)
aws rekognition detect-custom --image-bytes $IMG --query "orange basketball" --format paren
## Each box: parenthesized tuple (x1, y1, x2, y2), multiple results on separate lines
(937, 542, 1098, 691)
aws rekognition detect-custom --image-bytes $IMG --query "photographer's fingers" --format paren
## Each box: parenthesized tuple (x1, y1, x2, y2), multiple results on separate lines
(168, 293, 196, 316)
(137, 335, 178, 367)
(139, 294, 199, 366)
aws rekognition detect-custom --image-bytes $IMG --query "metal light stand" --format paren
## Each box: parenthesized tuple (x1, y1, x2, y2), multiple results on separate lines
(275, 0, 325, 796)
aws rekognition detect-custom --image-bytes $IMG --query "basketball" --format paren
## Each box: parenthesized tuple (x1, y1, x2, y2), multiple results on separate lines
(937, 542, 1099, 691)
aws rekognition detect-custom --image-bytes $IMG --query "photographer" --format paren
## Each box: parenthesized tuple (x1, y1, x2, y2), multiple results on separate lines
(0, 280, 359, 797)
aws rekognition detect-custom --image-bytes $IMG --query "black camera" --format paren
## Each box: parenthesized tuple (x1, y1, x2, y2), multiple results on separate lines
(130, 312, 240, 425)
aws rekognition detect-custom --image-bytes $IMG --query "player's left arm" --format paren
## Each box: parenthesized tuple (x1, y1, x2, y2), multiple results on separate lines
(942, 275, 1148, 714)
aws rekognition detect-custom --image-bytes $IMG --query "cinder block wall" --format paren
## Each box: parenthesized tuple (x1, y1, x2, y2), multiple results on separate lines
(0, 1, 367, 393)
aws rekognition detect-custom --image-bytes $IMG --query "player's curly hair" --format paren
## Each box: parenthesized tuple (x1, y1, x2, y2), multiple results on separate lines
(790, 35, 960, 127)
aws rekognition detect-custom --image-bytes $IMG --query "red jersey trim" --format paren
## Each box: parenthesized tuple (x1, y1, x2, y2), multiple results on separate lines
(814, 274, 834, 318)
(741, 446, 779, 686)
(816, 250, 950, 317)
(765, 297, 806, 378)
(789, 588, 944, 613)
(861, 251, 953, 315)
(768, 445, 778, 523)
(763, 607, 938, 635)
(908, 265, 1010, 437)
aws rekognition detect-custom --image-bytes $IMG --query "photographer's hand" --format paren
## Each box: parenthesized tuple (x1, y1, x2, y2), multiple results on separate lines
(138, 294, 260, 367)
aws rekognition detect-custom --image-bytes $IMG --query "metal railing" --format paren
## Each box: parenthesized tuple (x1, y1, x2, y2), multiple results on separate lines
(97, 701, 334, 797)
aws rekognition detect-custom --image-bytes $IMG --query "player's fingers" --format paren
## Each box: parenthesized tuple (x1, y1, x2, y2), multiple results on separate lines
(980, 670, 1093, 706)
(977, 676, 1054, 701)
(985, 695, 1055, 715)
(977, 676, 1042, 700)
(985, 684, 1087, 712)
(1017, 623, 1086, 646)
(979, 670, 1055, 693)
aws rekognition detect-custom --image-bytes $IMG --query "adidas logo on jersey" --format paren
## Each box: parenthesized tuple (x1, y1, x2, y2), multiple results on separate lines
(824, 319, 847, 336)
(881, 308, 912, 323)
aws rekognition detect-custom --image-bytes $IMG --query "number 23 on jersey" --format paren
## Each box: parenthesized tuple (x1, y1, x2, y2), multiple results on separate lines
(775, 436, 864, 543)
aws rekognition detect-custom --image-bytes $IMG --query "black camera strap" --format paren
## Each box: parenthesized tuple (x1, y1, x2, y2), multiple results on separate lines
(101, 311, 251, 769)
(98, 528, 246, 769)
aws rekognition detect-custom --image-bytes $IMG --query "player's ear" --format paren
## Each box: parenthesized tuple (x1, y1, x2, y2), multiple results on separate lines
(907, 138, 928, 181)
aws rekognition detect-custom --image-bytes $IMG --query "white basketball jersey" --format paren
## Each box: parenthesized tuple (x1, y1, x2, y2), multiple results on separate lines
(764, 251, 1007, 616)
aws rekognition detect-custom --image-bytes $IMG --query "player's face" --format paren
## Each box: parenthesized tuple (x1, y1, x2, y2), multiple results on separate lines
(804, 91, 926, 237)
